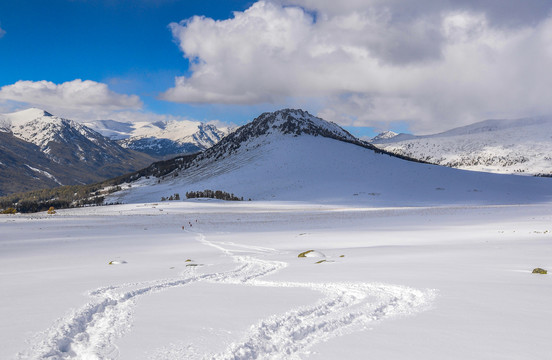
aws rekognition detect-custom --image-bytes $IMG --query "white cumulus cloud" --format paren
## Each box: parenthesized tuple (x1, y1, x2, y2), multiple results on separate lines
(163, 0, 552, 133)
(0, 79, 142, 119)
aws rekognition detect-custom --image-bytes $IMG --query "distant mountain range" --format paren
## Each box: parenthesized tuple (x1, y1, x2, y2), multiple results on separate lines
(0, 108, 231, 196)
(108, 109, 550, 206)
(370, 116, 552, 176)
(0, 108, 156, 195)
(3, 107, 550, 203)
(85, 118, 230, 158)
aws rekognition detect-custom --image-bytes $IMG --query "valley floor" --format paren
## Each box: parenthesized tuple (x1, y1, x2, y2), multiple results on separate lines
(1, 201, 551, 359)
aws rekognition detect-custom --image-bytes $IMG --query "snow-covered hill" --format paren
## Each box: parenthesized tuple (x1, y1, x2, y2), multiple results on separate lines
(5, 109, 552, 360)
(0, 108, 153, 195)
(371, 116, 552, 176)
(86, 118, 229, 158)
(108, 109, 552, 206)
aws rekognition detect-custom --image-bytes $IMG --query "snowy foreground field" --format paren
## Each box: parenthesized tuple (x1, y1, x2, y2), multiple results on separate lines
(1, 200, 551, 359)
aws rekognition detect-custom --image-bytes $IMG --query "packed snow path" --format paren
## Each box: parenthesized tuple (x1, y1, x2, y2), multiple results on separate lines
(17, 232, 435, 359)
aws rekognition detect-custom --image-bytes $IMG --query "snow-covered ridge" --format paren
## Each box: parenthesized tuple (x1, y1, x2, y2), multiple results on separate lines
(0, 107, 53, 127)
(0, 108, 108, 151)
(86, 118, 229, 157)
(192, 108, 368, 165)
(432, 116, 550, 137)
(248, 108, 358, 141)
(370, 130, 399, 142)
(371, 116, 552, 176)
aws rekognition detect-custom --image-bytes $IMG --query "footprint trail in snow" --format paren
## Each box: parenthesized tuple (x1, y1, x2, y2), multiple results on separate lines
(17, 232, 436, 359)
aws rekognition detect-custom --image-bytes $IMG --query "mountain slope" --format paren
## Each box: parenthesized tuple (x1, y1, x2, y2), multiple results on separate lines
(107, 109, 552, 206)
(0, 132, 65, 195)
(371, 116, 552, 175)
(0, 108, 154, 195)
(86, 118, 228, 158)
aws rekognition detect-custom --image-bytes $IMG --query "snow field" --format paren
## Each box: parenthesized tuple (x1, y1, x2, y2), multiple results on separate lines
(1, 201, 551, 359)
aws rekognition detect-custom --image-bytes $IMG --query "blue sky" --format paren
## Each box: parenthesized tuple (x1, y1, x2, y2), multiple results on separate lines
(0, 0, 271, 126)
(0, 1, 252, 88)
(1, 0, 551, 137)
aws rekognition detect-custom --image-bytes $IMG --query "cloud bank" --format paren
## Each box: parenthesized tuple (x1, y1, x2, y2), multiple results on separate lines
(163, 0, 552, 132)
(0, 79, 230, 126)
(0, 79, 143, 120)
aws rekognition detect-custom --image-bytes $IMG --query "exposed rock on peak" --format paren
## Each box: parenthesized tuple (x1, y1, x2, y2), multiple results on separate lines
(236, 109, 357, 141)
(194, 109, 373, 163)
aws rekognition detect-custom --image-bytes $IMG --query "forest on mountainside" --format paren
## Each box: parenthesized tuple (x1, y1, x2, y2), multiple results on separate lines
(0, 153, 198, 213)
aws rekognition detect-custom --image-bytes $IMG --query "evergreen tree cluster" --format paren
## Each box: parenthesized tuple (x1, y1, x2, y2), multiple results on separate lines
(0, 183, 108, 213)
(185, 190, 243, 201)
(0, 153, 199, 214)
(161, 193, 180, 201)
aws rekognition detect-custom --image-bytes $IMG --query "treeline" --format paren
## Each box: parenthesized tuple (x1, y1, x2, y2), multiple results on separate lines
(185, 190, 243, 201)
(0, 183, 110, 213)
(0, 153, 200, 214)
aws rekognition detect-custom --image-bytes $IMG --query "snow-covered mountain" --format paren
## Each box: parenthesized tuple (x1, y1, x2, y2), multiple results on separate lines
(370, 130, 399, 142)
(0, 108, 154, 195)
(108, 109, 551, 206)
(5, 111, 552, 360)
(86, 118, 229, 158)
(370, 131, 415, 143)
(370, 116, 552, 176)
(0, 131, 67, 195)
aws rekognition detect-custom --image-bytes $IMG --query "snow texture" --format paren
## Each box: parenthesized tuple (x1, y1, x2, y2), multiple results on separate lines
(2, 109, 552, 359)
(372, 116, 552, 175)
(86, 118, 229, 157)
(2, 202, 551, 359)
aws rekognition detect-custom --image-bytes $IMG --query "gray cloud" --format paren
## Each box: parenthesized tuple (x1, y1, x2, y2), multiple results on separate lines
(284, 0, 552, 27)
(164, 0, 552, 133)
(0, 24, 5, 38)
(447, 0, 552, 27)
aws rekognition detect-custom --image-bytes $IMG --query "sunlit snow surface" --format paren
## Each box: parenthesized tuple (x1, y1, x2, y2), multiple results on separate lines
(372, 116, 552, 175)
(108, 134, 552, 207)
(3, 128, 552, 359)
(2, 201, 551, 359)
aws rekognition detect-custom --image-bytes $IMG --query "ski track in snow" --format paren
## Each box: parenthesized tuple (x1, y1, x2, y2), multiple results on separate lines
(17, 233, 436, 360)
